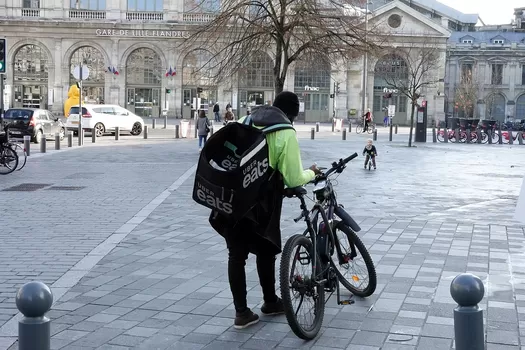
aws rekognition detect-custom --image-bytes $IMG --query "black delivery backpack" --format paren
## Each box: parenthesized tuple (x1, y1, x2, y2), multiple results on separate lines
(192, 117, 294, 221)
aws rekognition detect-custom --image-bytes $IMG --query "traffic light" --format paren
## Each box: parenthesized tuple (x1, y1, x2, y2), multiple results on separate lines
(165, 88, 171, 94)
(0, 39, 6, 74)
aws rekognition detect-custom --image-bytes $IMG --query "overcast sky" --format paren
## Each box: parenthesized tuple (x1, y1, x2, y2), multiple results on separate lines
(437, 0, 522, 25)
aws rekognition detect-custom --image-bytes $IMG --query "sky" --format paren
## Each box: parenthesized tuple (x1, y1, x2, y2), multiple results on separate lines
(437, 0, 522, 25)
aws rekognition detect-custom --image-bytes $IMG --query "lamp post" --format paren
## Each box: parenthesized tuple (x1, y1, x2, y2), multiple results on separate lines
(77, 53, 91, 146)
(361, 1, 372, 117)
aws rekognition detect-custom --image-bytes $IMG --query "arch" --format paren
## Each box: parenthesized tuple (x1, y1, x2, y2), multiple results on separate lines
(125, 47, 163, 86)
(294, 55, 331, 90)
(182, 49, 218, 86)
(68, 46, 106, 84)
(516, 94, 525, 119)
(485, 93, 506, 121)
(8, 39, 54, 68)
(120, 43, 167, 72)
(13, 44, 50, 84)
(240, 51, 274, 89)
(63, 41, 110, 69)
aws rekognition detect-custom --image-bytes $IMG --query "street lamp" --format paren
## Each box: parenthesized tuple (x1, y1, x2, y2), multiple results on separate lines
(77, 53, 91, 146)
(361, 1, 372, 118)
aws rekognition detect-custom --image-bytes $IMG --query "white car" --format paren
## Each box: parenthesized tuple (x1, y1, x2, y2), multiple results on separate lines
(65, 104, 144, 137)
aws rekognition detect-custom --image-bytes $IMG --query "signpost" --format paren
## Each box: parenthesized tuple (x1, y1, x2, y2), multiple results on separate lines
(72, 65, 90, 146)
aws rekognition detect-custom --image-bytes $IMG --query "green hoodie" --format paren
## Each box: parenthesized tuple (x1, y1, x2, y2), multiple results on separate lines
(239, 106, 315, 188)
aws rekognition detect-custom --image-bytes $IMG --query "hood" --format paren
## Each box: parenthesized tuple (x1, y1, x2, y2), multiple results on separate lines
(250, 106, 292, 127)
(67, 85, 80, 99)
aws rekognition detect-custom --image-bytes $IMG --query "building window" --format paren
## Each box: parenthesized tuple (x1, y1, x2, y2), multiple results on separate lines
(241, 52, 274, 89)
(23, 0, 39, 8)
(493, 39, 504, 44)
(294, 57, 331, 91)
(461, 63, 473, 82)
(462, 40, 473, 44)
(127, 0, 163, 11)
(522, 65, 525, 85)
(185, 0, 220, 12)
(491, 64, 503, 85)
(70, 0, 106, 10)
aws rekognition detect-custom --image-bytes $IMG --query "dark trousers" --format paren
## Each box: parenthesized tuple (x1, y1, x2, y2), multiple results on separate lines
(227, 237, 278, 313)
(365, 154, 376, 167)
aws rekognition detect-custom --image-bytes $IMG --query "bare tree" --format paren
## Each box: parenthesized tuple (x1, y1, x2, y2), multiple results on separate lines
(374, 45, 442, 147)
(179, 0, 382, 94)
(454, 69, 479, 119)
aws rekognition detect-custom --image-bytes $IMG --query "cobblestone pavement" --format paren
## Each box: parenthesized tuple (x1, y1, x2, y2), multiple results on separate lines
(1, 134, 525, 350)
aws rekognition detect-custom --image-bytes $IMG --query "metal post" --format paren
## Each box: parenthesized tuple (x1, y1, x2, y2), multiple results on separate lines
(0, 73, 4, 126)
(509, 128, 514, 145)
(466, 128, 471, 144)
(444, 128, 448, 143)
(348, 123, 352, 133)
(17, 281, 53, 350)
(342, 128, 346, 140)
(331, 119, 335, 132)
(23, 135, 31, 156)
(316, 122, 320, 132)
(360, 1, 369, 118)
(55, 133, 60, 150)
(373, 129, 377, 141)
(432, 125, 437, 143)
(498, 123, 503, 144)
(455, 128, 460, 143)
(311, 127, 315, 140)
(476, 129, 482, 144)
(91, 129, 96, 143)
(115, 126, 120, 140)
(144, 125, 148, 139)
(67, 132, 73, 148)
(175, 124, 180, 139)
(395, 124, 398, 134)
(164, 115, 168, 129)
(78, 64, 83, 147)
(40, 135, 46, 153)
(389, 123, 393, 141)
(450, 273, 485, 350)
(152, 119, 156, 129)
(518, 131, 523, 145)
(488, 129, 493, 145)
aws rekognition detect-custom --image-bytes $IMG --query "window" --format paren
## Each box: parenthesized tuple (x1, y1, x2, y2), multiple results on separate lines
(294, 57, 331, 91)
(70, 0, 106, 10)
(398, 96, 406, 113)
(461, 63, 473, 82)
(127, 0, 163, 11)
(522, 65, 525, 85)
(462, 40, 473, 44)
(493, 39, 504, 44)
(23, 0, 39, 8)
(491, 64, 503, 85)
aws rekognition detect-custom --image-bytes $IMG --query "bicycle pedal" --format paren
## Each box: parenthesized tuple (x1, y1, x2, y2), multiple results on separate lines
(338, 299, 355, 306)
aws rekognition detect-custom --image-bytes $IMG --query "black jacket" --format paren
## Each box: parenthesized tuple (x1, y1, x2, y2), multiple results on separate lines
(363, 145, 377, 156)
(213, 104, 219, 113)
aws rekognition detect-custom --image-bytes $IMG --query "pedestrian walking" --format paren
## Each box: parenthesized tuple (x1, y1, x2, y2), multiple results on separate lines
(196, 110, 210, 152)
(213, 103, 221, 122)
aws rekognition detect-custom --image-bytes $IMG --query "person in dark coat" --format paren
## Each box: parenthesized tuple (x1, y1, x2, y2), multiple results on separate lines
(213, 103, 220, 122)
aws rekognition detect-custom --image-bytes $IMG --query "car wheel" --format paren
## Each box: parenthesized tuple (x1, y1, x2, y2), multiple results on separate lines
(94, 123, 105, 137)
(59, 128, 65, 141)
(34, 129, 43, 144)
(131, 122, 142, 136)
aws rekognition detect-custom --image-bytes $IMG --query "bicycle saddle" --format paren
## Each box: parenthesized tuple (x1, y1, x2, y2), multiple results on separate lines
(284, 186, 307, 198)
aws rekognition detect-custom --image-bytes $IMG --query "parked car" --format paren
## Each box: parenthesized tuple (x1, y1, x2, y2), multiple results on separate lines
(3, 108, 65, 144)
(64, 104, 144, 137)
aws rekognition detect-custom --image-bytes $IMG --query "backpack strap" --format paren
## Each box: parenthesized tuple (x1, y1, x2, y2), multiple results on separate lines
(262, 123, 295, 134)
(243, 116, 253, 126)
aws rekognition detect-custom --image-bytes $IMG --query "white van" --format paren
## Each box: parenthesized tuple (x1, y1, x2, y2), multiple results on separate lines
(64, 104, 144, 137)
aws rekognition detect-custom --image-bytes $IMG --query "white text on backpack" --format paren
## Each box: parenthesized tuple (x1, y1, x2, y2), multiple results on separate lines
(196, 182, 233, 214)
(242, 158, 269, 188)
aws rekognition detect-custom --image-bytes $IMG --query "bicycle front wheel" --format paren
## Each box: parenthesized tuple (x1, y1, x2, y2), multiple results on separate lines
(280, 234, 325, 340)
(10, 143, 27, 171)
(332, 222, 377, 297)
(355, 125, 363, 134)
(0, 146, 19, 175)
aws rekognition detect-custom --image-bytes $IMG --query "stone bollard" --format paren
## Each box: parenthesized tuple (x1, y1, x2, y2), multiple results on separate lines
(455, 128, 460, 143)
(443, 128, 448, 143)
(40, 135, 46, 153)
(432, 125, 437, 143)
(348, 123, 352, 133)
(23, 136, 31, 156)
(488, 129, 493, 145)
(342, 128, 346, 140)
(518, 132, 524, 145)
(144, 125, 148, 139)
(316, 122, 320, 132)
(16, 281, 54, 350)
(115, 127, 120, 141)
(509, 128, 514, 145)
(476, 129, 482, 144)
(92, 129, 96, 144)
(389, 123, 393, 142)
(67, 132, 73, 148)
(164, 116, 168, 129)
(55, 133, 61, 150)
(175, 124, 180, 139)
(78, 130, 84, 146)
(373, 129, 377, 141)
(395, 124, 398, 134)
(331, 120, 335, 132)
(311, 127, 315, 140)
(152, 119, 156, 129)
(498, 124, 503, 144)
(450, 273, 485, 350)
(466, 128, 471, 144)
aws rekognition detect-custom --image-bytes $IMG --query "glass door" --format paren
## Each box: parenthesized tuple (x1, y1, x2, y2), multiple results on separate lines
(126, 88, 135, 114)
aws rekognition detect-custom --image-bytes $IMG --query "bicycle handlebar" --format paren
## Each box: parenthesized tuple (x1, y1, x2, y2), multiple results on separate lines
(316, 152, 358, 180)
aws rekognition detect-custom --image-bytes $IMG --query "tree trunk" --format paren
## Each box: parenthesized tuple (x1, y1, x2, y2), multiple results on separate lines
(274, 78, 285, 95)
(408, 102, 416, 147)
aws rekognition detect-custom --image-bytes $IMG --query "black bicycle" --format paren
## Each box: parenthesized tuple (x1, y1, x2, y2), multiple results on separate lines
(0, 131, 19, 175)
(280, 153, 377, 340)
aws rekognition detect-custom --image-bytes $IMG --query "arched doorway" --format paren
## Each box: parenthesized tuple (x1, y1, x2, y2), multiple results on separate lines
(294, 57, 331, 122)
(516, 94, 525, 120)
(373, 54, 409, 124)
(69, 46, 105, 104)
(181, 49, 218, 119)
(486, 94, 506, 122)
(238, 52, 274, 117)
(13, 44, 49, 109)
(126, 48, 162, 118)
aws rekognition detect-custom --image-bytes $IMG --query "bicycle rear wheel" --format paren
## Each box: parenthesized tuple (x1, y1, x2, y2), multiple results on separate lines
(0, 146, 19, 175)
(367, 125, 375, 134)
(10, 143, 27, 171)
(280, 234, 325, 340)
(332, 222, 377, 297)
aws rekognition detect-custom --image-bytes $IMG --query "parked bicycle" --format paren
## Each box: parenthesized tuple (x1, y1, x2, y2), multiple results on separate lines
(0, 129, 19, 175)
(280, 153, 377, 340)
(502, 130, 525, 144)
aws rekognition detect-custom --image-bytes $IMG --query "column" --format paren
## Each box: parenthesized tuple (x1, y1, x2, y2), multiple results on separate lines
(106, 0, 122, 21)
(110, 39, 121, 105)
(52, 40, 62, 115)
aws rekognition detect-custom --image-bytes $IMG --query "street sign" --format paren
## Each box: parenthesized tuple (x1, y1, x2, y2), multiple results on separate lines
(514, 176, 525, 224)
(73, 65, 90, 80)
(388, 105, 396, 117)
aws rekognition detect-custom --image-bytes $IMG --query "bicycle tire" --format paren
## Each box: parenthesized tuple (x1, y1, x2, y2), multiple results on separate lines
(332, 222, 377, 297)
(10, 143, 27, 171)
(480, 131, 489, 144)
(280, 234, 325, 340)
(367, 125, 375, 134)
(0, 146, 19, 175)
(356, 125, 363, 134)
(437, 131, 444, 142)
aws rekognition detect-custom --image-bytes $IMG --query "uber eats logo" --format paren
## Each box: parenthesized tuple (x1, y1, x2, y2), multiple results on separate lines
(242, 158, 269, 188)
(196, 182, 233, 214)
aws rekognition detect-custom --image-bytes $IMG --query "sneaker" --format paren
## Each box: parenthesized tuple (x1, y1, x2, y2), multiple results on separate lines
(234, 309, 259, 329)
(199, 148, 202, 153)
(261, 298, 285, 315)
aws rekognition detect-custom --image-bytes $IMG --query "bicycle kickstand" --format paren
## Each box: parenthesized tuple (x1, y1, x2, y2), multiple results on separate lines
(336, 278, 355, 306)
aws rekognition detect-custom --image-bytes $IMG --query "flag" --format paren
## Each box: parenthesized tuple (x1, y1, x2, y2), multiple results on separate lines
(172, 66, 176, 76)
(166, 66, 173, 77)
(107, 66, 111, 73)
(112, 66, 119, 75)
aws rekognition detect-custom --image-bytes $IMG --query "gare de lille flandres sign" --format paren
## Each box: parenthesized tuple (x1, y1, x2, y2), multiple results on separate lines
(95, 29, 188, 38)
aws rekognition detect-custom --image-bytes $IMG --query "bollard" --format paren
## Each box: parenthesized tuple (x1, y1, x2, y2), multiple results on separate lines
(373, 129, 377, 141)
(498, 124, 503, 144)
(455, 128, 460, 143)
(115, 126, 120, 140)
(55, 133, 60, 150)
(509, 128, 514, 145)
(40, 135, 46, 153)
(16, 281, 53, 350)
(389, 123, 393, 142)
(518, 132, 523, 145)
(152, 119, 156, 129)
(476, 129, 482, 144)
(311, 127, 315, 140)
(432, 125, 437, 143)
(23, 136, 31, 156)
(444, 128, 448, 143)
(450, 273, 485, 350)
(143, 125, 148, 139)
(78, 129, 84, 146)
(92, 129, 96, 143)
(348, 123, 352, 133)
(210, 125, 214, 136)
(316, 122, 320, 132)
(164, 115, 168, 129)
(175, 124, 180, 139)
(331, 120, 335, 132)
(395, 124, 398, 134)
(488, 129, 493, 145)
(67, 132, 73, 148)
(466, 128, 471, 144)
(342, 128, 346, 140)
